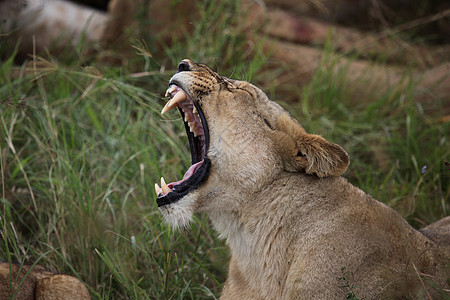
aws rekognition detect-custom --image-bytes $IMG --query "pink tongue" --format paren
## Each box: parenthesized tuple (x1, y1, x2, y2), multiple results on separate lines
(168, 160, 204, 188)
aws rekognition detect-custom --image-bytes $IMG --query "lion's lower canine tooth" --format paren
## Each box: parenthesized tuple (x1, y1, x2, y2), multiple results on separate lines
(161, 177, 171, 194)
(155, 183, 161, 195)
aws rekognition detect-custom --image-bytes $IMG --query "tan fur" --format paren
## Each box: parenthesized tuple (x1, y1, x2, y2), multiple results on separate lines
(0, 0, 195, 60)
(0, 0, 108, 57)
(160, 59, 450, 299)
(0, 262, 90, 300)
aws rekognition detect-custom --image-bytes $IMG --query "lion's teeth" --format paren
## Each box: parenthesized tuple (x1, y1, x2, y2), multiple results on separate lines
(188, 122, 199, 137)
(188, 122, 195, 132)
(160, 177, 171, 194)
(193, 106, 197, 114)
(165, 86, 177, 98)
(161, 99, 173, 115)
(161, 90, 187, 114)
(155, 183, 161, 195)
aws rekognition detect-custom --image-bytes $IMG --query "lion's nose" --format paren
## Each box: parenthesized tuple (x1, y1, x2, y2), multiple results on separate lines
(178, 60, 191, 72)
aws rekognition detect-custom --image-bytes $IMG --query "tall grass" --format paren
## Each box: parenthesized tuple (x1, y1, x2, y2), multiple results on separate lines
(1, 0, 448, 299)
(0, 54, 231, 299)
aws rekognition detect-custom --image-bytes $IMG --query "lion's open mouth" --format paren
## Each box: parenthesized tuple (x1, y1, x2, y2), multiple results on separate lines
(155, 83, 210, 207)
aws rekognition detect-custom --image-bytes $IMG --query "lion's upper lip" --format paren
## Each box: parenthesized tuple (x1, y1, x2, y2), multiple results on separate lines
(155, 83, 210, 206)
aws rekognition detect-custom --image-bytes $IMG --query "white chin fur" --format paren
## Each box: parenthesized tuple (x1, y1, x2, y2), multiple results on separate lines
(158, 194, 196, 229)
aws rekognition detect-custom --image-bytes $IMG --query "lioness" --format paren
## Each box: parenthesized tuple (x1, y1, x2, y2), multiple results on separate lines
(0, 262, 90, 300)
(156, 59, 450, 299)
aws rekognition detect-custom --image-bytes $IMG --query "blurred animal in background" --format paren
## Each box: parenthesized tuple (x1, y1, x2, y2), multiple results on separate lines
(0, 0, 194, 61)
(0, 262, 90, 300)
(1, 0, 448, 118)
(0, 0, 110, 58)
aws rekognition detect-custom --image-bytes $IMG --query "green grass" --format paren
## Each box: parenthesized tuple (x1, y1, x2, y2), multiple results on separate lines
(0, 55, 230, 298)
(1, 0, 449, 298)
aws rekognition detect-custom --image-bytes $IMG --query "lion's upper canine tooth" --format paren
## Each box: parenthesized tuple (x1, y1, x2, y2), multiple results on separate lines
(192, 106, 198, 114)
(161, 177, 171, 194)
(161, 90, 187, 115)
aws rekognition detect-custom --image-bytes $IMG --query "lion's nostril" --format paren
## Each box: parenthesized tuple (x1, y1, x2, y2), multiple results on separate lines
(178, 61, 191, 72)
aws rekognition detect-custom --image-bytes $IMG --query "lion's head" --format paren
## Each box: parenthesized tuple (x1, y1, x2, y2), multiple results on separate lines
(156, 59, 349, 228)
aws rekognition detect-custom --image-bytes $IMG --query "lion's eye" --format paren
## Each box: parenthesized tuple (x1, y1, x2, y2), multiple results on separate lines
(263, 118, 273, 130)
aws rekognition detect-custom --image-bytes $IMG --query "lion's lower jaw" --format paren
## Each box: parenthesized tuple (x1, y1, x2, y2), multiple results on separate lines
(158, 194, 197, 229)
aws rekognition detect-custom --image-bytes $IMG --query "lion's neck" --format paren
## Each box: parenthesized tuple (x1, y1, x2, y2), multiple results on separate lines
(209, 210, 253, 260)
(211, 209, 290, 298)
(208, 179, 298, 298)
(208, 174, 349, 298)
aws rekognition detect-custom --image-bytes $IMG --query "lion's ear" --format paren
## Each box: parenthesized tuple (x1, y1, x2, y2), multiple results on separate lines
(295, 133, 349, 177)
(275, 113, 349, 177)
